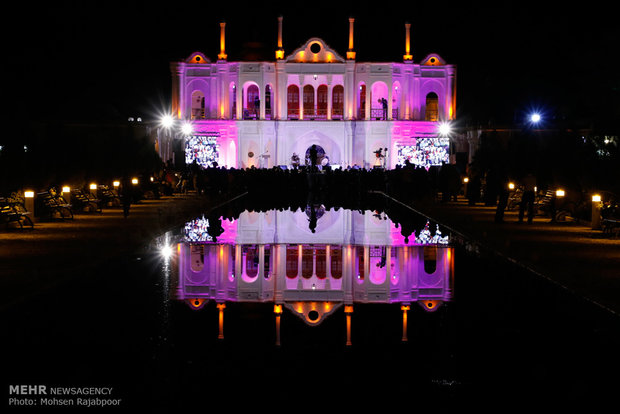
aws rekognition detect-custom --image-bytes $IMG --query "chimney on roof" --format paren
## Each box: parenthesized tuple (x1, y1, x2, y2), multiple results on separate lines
(218, 22, 227, 60)
(347, 18, 356, 60)
(403, 22, 413, 62)
(276, 16, 284, 60)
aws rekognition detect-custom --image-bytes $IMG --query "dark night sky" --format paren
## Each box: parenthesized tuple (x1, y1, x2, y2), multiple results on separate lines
(5, 0, 619, 129)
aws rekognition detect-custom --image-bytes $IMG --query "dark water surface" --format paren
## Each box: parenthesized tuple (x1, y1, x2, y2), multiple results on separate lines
(4, 197, 620, 409)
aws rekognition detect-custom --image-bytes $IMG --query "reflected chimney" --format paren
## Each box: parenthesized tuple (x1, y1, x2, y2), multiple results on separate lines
(403, 22, 413, 61)
(218, 22, 227, 60)
(274, 304, 283, 346)
(401, 305, 410, 341)
(217, 303, 226, 339)
(347, 18, 356, 60)
(276, 16, 285, 60)
(345, 305, 354, 346)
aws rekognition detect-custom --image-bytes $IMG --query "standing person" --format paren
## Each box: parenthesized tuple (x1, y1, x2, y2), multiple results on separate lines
(495, 169, 510, 223)
(518, 173, 537, 223)
(381, 98, 388, 120)
(309, 145, 318, 169)
(254, 95, 260, 119)
(121, 176, 132, 218)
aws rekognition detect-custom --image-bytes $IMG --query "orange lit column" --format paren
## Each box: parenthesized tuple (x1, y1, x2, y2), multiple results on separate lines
(275, 16, 285, 60)
(217, 303, 226, 339)
(274, 304, 283, 346)
(401, 304, 410, 342)
(403, 23, 413, 61)
(346, 18, 356, 60)
(217, 61, 229, 119)
(447, 66, 456, 120)
(326, 83, 332, 120)
(345, 305, 354, 346)
(218, 22, 227, 61)
(170, 62, 184, 119)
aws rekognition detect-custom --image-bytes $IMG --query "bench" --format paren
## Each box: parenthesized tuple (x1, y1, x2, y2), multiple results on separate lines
(97, 185, 121, 207)
(36, 190, 74, 220)
(534, 190, 555, 216)
(602, 219, 620, 237)
(71, 188, 102, 213)
(0, 197, 34, 229)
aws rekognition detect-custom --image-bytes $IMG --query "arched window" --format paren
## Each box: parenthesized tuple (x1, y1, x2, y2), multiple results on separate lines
(265, 85, 273, 120)
(330, 246, 342, 279)
(303, 85, 314, 118)
(317, 85, 328, 119)
(245, 84, 260, 119)
(302, 246, 313, 278)
(358, 83, 366, 119)
(423, 246, 437, 274)
(263, 245, 271, 279)
(287, 85, 300, 119)
(356, 246, 365, 282)
(191, 91, 205, 119)
(286, 245, 299, 278)
(243, 245, 259, 280)
(229, 83, 237, 119)
(316, 246, 326, 279)
(332, 85, 344, 119)
(425, 92, 439, 121)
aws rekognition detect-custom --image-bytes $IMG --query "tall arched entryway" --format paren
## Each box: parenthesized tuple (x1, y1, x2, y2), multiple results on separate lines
(305, 144, 327, 167)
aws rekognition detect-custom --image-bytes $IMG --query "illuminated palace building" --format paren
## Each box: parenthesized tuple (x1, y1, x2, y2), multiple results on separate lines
(159, 17, 462, 170)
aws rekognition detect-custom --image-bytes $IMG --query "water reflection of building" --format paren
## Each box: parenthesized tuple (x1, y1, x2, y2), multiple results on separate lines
(174, 208, 453, 345)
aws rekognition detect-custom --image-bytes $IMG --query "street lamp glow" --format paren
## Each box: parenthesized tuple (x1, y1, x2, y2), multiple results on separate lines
(161, 114, 174, 128)
(438, 122, 451, 136)
(160, 245, 174, 259)
(181, 122, 193, 136)
(530, 113, 541, 123)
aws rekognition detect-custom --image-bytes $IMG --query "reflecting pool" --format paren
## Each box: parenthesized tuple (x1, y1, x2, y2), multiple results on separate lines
(172, 208, 452, 338)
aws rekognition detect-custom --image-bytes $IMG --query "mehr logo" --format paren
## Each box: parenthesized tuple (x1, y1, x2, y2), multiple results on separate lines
(9, 385, 47, 395)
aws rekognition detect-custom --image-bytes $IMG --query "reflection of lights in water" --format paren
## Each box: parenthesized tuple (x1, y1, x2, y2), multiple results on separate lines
(184, 216, 213, 242)
(415, 221, 450, 245)
(160, 245, 174, 259)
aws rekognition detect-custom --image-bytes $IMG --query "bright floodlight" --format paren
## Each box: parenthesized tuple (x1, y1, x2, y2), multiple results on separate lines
(530, 113, 541, 123)
(181, 122, 193, 136)
(161, 114, 174, 128)
(160, 245, 174, 259)
(438, 122, 452, 136)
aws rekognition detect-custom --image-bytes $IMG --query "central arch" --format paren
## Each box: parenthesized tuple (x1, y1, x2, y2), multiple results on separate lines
(305, 144, 326, 166)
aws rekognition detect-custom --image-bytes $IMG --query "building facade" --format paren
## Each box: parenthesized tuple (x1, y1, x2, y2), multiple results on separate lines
(158, 18, 460, 171)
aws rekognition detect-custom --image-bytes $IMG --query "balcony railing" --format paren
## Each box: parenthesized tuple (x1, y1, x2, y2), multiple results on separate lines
(286, 108, 345, 120)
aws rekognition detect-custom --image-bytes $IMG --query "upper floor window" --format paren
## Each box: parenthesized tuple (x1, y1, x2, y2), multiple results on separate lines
(303, 85, 314, 117)
(191, 91, 205, 119)
(332, 85, 344, 119)
(287, 85, 300, 119)
(425, 92, 439, 121)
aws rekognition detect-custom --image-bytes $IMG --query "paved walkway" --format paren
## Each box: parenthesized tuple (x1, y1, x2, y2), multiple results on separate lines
(402, 195, 620, 317)
(0, 193, 213, 311)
